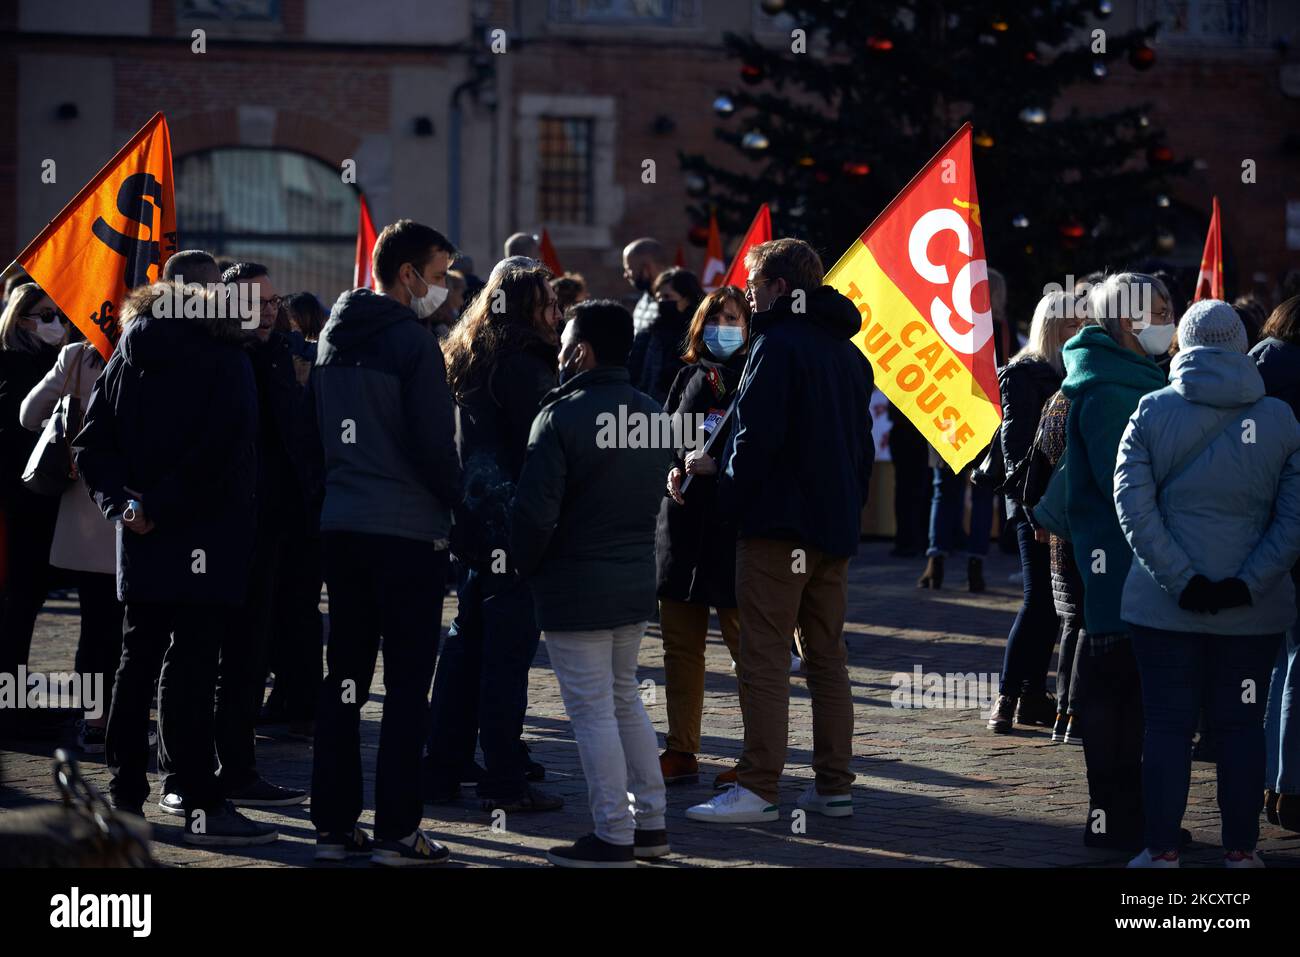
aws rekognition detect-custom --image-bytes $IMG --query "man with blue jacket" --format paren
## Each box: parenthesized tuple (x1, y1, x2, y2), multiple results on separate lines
(687, 238, 873, 825)
(309, 219, 462, 866)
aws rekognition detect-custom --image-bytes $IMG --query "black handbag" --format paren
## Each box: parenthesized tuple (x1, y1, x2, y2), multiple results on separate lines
(969, 436, 1005, 491)
(22, 348, 84, 497)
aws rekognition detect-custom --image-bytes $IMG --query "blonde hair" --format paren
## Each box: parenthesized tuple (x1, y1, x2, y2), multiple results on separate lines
(1011, 290, 1077, 376)
(0, 283, 53, 352)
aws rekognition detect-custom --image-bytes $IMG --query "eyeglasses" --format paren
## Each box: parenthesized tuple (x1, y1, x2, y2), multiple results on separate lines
(261, 295, 286, 313)
(23, 309, 63, 324)
(744, 278, 770, 295)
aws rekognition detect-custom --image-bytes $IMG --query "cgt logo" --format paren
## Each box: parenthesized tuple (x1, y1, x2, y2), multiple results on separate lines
(49, 887, 151, 937)
(906, 205, 993, 356)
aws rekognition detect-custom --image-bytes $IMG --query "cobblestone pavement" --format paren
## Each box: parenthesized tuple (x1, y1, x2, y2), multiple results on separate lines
(3, 541, 1297, 868)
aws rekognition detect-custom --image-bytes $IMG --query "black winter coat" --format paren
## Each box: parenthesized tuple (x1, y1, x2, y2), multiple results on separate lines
(1252, 336, 1300, 422)
(997, 356, 1062, 522)
(451, 336, 557, 568)
(716, 287, 874, 559)
(511, 366, 671, 631)
(246, 331, 323, 535)
(75, 310, 258, 606)
(627, 301, 689, 405)
(0, 344, 59, 501)
(654, 354, 745, 607)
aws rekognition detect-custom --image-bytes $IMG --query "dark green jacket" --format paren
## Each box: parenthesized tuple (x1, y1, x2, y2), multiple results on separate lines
(511, 366, 672, 631)
(1060, 326, 1166, 635)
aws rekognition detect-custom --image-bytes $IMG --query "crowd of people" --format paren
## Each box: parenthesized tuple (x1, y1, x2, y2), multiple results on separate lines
(0, 214, 1297, 870)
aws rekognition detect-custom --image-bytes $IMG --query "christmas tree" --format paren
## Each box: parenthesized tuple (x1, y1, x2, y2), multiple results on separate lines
(681, 0, 1188, 324)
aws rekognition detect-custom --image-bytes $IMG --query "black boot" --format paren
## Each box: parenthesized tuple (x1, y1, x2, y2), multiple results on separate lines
(967, 557, 985, 593)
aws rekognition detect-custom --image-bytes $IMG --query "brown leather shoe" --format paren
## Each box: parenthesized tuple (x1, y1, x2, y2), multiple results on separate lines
(917, 554, 944, 589)
(987, 694, 1016, 733)
(659, 750, 699, 786)
(712, 766, 738, 790)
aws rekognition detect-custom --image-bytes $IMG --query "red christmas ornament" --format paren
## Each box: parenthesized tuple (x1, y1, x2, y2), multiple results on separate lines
(842, 161, 871, 176)
(1147, 145, 1174, 167)
(1059, 220, 1086, 240)
(866, 36, 894, 51)
(688, 224, 710, 247)
(740, 63, 764, 84)
(1129, 43, 1156, 70)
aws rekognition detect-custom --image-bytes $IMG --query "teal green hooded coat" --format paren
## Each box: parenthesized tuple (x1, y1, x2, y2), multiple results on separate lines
(1060, 326, 1166, 635)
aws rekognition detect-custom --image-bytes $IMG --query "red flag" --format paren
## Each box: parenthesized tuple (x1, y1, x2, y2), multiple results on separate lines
(16, 112, 177, 359)
(353, 194, 378, 290)
(674, 244, 686, 268)
(719, 202, 772, 291)
(538, 228, 564, 275)
(701, 211, 726, 290)
(1193, 196, 1224, 302)
(825, 124, 1001, 471)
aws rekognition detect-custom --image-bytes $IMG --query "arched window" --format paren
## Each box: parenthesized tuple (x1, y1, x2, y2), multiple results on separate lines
(175, 148, 359, 304)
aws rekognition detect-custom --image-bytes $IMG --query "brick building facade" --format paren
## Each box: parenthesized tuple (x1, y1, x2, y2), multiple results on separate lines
(3, 0, 1298, 309)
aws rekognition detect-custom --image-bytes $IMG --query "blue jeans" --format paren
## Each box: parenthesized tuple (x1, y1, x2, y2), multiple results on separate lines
(926, 465, 992, 558)
(1264, 615, 1299, 793)
(1130, 624, 1280, 853)
(425, 564, 540, 800)
(998, 515, 1058, 695)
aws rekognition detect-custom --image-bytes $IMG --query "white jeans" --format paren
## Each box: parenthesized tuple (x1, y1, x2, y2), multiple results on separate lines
(545, 621, 667, 846)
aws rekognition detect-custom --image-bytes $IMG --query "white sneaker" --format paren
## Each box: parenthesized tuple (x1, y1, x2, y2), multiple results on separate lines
(1224, 849, 1264, 869)
(686, 784, 778, 824)
(1127, 848, 1180, 868)
(796, 783, 853, 818)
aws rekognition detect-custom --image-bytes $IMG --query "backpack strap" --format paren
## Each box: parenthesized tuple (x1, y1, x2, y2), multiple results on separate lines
(1157, 405, 1242, 497)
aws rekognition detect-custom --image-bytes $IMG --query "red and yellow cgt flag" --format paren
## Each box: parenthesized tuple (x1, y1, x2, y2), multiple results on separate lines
(1192, 195, 1223, 302)
(826, 123, 1002, 471)
(16, 112, 177, 359)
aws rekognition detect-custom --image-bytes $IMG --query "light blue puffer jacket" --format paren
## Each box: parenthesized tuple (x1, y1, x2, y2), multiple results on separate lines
(1115, 346, 1300, 635)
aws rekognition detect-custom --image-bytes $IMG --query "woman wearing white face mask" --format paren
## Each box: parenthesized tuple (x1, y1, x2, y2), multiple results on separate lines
(655, 286, 751, 788)
(0, 283, 66, 717)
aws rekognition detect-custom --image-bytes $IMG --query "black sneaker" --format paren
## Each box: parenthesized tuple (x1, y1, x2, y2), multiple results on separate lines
(110, 797, 144, 818)
(183, 802, 279, 846)
(633, 828, 670, 859)
(1050, 712, 1068, 742)
(315, 826, 375, 862)
(371, 829, 451, 867)
(459, 762, 485, 789)
(1015, 690, 1058, 727)
(525, 756, 546, 782)
(77, 720, 106, 754)
(225, 776, 308, 807)
(547, 833, 635, 868)
(479, 785, 564, 814)
(158, 792, 186, 817)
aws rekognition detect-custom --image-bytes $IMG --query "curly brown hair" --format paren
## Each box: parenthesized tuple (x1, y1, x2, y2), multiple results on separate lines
(444, 261, 555, 401)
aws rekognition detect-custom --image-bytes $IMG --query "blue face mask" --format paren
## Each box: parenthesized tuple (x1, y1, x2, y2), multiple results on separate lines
(703, 324, 745, 360)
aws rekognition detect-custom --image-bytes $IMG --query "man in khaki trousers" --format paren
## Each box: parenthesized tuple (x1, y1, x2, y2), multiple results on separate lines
(686, 239, 873, 824)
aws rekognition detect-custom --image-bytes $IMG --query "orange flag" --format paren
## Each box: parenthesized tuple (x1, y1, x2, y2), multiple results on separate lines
(825, 124, 1001, 471)
(1193, 196, 1224, 302)
(701, 211, 725, 290)
(353, 194, 378, 290)
(719, 202, 772, 291)
(538, 228, 564, 276)
(16, 112, 177, 359)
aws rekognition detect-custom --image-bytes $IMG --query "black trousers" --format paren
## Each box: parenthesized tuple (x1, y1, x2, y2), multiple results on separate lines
(212, 525, 285, 790)
(265, 531, 324, 721)
(0, 489, 58, 675)
(107, 601, 233, 811)
(1075, 633, 1145, 845)
(311, 532, 448, 841)
(72, 571, 123, 721)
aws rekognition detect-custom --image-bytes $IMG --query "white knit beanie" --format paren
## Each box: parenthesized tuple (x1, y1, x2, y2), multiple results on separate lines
(1177, 299, 1248, 353)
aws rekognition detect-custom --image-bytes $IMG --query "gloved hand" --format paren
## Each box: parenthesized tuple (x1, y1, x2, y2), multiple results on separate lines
(1212, 578, 1253, 610)
(1178, 574, 1219, 613)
